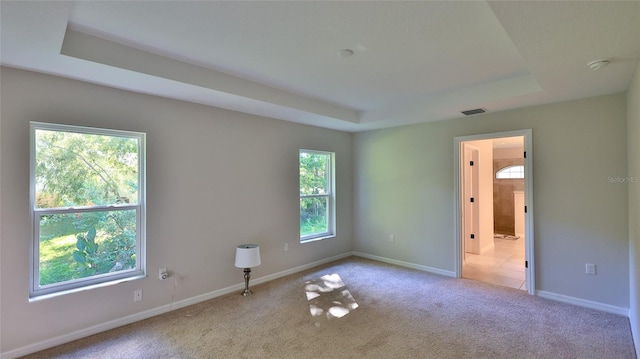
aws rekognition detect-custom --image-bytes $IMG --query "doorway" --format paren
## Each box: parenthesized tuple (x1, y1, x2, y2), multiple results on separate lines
(454, 130, 534, 294)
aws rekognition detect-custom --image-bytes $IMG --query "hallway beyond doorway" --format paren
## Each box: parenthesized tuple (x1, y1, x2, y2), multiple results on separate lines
(454, 129, 534, 294)
(463, 236, 526, 290)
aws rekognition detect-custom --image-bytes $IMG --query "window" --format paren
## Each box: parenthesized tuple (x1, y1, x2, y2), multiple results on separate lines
(496, 165, 525, 179)
(299, 150, 335, 241)
(30, 122, 145, 298)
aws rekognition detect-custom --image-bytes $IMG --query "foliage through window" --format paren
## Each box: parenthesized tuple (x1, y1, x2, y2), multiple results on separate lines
(31, 122, 145, 298)
(299, 150, 335, 241)
(496, 165, 525, 179)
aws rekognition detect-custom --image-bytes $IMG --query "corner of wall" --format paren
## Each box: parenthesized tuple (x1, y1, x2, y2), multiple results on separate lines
(627, 60, 640, 358)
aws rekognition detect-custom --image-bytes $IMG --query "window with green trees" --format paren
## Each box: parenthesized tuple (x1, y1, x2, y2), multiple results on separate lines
(30, 122, 146, 298)
(299, 150, 335, 241)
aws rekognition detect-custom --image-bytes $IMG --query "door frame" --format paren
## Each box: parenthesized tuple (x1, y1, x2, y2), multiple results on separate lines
(453, 129, 535, 294)
(461, 143, 480, 259)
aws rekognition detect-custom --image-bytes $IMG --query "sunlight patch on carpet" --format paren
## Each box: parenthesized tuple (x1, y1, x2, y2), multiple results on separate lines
(304, 273, 358, 320)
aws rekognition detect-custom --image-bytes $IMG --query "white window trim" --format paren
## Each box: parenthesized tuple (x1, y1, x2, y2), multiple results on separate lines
(299, 149, 336, 242)
(29, 122, 146, 299)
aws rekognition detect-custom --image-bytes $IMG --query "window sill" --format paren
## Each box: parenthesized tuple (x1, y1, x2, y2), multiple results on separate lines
(29, 274, 147, 302)
(300, 234, 336, 243)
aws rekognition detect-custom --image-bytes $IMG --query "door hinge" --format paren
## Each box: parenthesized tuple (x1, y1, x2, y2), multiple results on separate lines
(524, 205, 527, 213)
(470, 234, 475, 239)
(470, 160, 474, 166)
(525, 260, 528, 268)
(524, 151, 527, 158)
(470, 197, 475, 203)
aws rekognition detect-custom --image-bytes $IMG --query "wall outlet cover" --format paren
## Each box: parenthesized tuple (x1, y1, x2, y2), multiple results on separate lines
(159, 268, 168, 280)
(585, 263, 596, 275)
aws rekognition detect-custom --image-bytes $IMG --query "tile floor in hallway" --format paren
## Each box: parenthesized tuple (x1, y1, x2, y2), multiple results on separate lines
(463, 235, 526, 290)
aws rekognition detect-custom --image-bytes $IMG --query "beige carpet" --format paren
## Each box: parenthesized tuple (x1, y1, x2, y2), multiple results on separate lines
(22, 256, 636, 358)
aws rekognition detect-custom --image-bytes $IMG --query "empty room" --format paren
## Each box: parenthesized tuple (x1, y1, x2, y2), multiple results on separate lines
(1, 1, 640, 358)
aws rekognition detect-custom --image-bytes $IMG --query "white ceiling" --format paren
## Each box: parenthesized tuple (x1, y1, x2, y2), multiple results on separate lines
(2, 1, 639, 132)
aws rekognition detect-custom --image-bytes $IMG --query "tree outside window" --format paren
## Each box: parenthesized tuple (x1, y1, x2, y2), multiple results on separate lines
(299, 150, 335, 241)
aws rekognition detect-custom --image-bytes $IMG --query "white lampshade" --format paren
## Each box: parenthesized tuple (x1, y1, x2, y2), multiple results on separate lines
(234, 244, 261, 268)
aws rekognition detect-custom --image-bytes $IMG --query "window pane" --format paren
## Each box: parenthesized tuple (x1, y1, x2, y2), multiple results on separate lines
(496, 165, 524, 179)
(35, 129, 139, 208)
(38, 210, 137, 287)
(299, 152, 329, 195)
(300, 197, 328, 237)
(299, 149, 334, 241)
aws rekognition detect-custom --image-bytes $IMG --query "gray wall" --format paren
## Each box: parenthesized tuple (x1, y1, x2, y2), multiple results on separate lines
(0, 67, 353, 352)
(628, 61, 640, 356)
(354, 93, 629, 308)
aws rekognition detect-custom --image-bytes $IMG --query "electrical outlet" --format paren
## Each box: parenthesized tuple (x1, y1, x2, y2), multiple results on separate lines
(389, 234, 395, 243)
(585, 263, 596, 275)
(284, 243, 288, 251)
(134, 289, 142, 302)
(159, 268, 168, 280)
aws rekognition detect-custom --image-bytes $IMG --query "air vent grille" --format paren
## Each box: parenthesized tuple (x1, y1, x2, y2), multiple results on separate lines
(461, 108, 486, 116)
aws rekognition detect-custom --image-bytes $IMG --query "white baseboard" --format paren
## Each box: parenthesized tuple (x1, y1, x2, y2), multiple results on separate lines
(351, 253, 631, 319)
(0, 252, 352, 359)
(352, 251, 456, 278)
(252, 252, 353, 286)
(2, 289, 245, 359)
(537, 290, 629, 317)
(3, 253, 628, 359)
(349, 254, 630, 319)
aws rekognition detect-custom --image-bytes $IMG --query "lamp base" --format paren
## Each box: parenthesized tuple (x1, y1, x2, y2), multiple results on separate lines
(240, 267, 253, 296)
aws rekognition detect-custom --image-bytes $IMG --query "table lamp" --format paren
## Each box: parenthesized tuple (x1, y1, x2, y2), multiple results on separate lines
(234, 244, 261, 296)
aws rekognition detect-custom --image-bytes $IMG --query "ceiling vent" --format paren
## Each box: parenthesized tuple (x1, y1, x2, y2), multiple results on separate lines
(461, 108, 487, 116)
